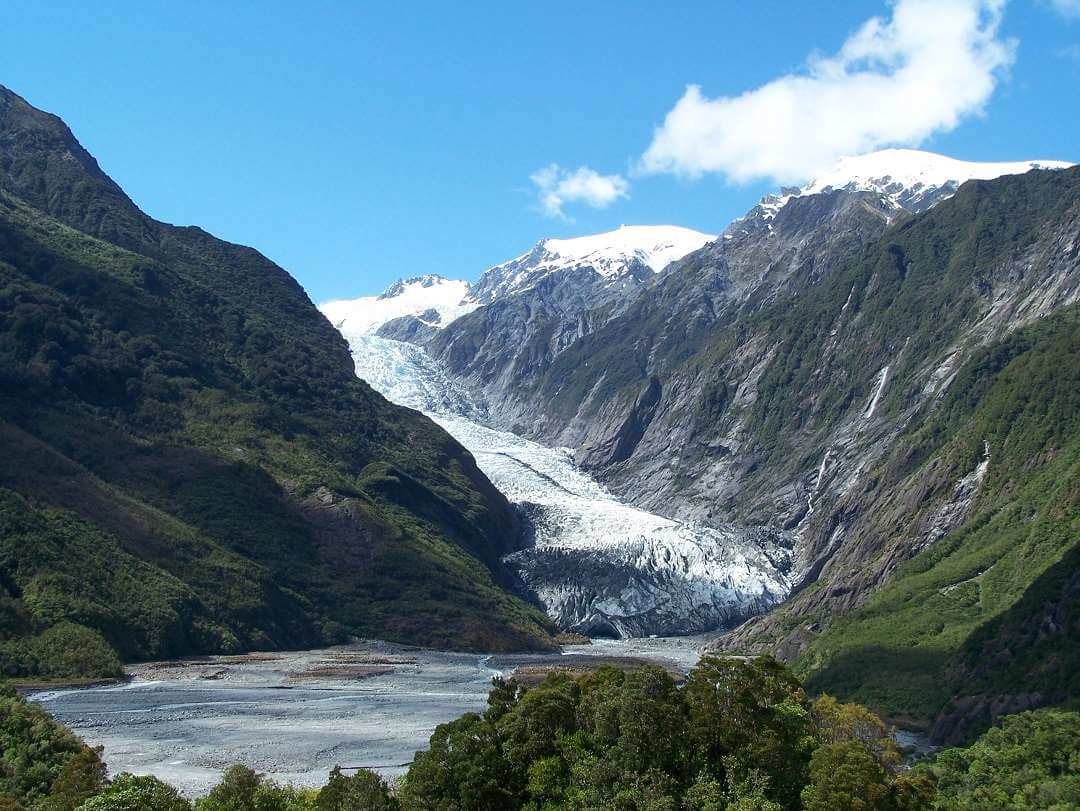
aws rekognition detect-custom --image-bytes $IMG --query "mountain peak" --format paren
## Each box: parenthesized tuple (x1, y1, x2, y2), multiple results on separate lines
(473, 224, 715, 302)
(321, 276, 477, 339)
(539, 224, 716, 273)
(378, 274, 452, 300)
(734, 149, 1075, 236)
(0, 83, 145, 244)
(803, 148, 1074, 211)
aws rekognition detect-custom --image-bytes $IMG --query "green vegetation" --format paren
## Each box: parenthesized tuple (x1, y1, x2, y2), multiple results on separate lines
(795, 306, 1079, 731)
(78, 774, 191, 811)
(922, 710, 1080, 810)
(397, 656, 932, 810)
(516, 162, 1080, 739)
(0, 682, 105, 809)
(5, 664, 1078, 810)
(193, 765, 320, 810)
(0, 86, 555, 678)
(744, 169, 1080, 454)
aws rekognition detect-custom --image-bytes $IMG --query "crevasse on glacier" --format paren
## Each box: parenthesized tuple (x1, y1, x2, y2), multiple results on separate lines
(345, 333, 792, 638)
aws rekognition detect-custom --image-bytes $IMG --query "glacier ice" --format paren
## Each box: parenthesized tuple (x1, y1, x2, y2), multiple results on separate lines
(343, 331, 791, 638)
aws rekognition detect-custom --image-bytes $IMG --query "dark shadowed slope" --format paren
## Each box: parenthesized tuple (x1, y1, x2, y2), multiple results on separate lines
(0, 85, 554, 678)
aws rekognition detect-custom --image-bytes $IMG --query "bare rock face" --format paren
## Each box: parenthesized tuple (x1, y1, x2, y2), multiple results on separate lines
(415, 165, 1080, 676)
(425, 262, 656, 431)
(376, 312, 441, 343)
(285, 483, 377, 570)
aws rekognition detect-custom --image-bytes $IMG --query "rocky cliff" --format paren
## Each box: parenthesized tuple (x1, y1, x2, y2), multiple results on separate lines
(516, 165, 1079, 738)
(409, 154, 1079, 739)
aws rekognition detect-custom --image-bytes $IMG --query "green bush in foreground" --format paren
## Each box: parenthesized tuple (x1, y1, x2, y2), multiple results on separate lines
(77, 773, 189, 811)
(398, 656, 931, 810)
(193, 765, 317, 810)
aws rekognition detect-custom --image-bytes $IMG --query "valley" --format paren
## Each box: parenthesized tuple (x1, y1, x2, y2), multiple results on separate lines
(0, 60, 1077, 807)
(328, 298, 792, 639)
(321, 155, 1079, 744)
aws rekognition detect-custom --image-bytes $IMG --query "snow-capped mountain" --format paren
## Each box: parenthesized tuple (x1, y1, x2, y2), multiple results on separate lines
(470, 224, 715, 303)
(804, 149, 1073, 211)
(734, 148, 1075, 233)
(320, 275, 478, 341)
(319, 226, 713, 342)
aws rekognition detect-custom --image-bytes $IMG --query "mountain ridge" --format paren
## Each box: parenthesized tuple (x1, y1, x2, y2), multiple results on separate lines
(351, 154, 1079, 740)
(0, 85, 556, 678)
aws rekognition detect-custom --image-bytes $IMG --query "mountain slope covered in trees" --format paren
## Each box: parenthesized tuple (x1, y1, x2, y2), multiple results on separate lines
(0, 85, 555, 678)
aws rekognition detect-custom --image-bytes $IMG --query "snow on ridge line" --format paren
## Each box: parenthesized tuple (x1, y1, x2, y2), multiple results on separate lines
(319, 225, 716, 335)
(739, 148, 1076, 230)
(471, 224, 716, 302)
(521, 224, 716, 274)
(804, 149, 1074, 197)
(319, 276, 478, 339)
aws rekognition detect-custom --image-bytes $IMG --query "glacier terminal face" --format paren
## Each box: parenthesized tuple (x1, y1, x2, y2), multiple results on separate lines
(331, 330, 791, 638)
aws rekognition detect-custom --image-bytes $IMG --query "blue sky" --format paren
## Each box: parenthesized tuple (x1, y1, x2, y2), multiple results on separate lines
(2, 1, 1078, 301)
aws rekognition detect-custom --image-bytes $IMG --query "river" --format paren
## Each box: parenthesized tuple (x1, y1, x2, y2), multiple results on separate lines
(28, 636, 706, 797)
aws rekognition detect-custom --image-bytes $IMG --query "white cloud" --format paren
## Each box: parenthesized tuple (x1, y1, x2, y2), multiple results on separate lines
(1049, 0, 1080, 19)
(640, 0, 1015, 185)
(530, 164, 630, 219)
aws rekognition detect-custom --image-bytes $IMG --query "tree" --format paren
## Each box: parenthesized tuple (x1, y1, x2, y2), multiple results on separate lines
(484, 677, 525, 724)
(496, 676, 578, 769)
(197, 766, 262, 811)
(611, 666, 688, 778)
(194, 765, 315, 811)
(398, 714, 517, 810)
(523, 756, 567, 808)
(41, 746, 106, 810)
(315, 767, 397, 810)
(76, 773, 191, 811)
(684, 656, 815, 808)
(800, 741, 891, 811)
(0, 683, 97, 808)
(925, 709, 1080, 809)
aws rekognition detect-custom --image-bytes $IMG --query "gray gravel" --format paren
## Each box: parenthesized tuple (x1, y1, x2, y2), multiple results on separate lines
(28, 637, 703, 798)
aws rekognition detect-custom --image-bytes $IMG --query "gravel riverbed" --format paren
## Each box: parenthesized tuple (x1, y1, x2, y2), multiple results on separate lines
(28, 637, 705, 797)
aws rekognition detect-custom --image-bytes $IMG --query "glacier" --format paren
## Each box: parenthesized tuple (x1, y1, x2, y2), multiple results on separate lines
(320, 153, 1076, 638)
(341, 330, 792, 638)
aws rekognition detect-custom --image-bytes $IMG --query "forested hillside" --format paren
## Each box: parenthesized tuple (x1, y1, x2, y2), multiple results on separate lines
(0, 85, 554, 678)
